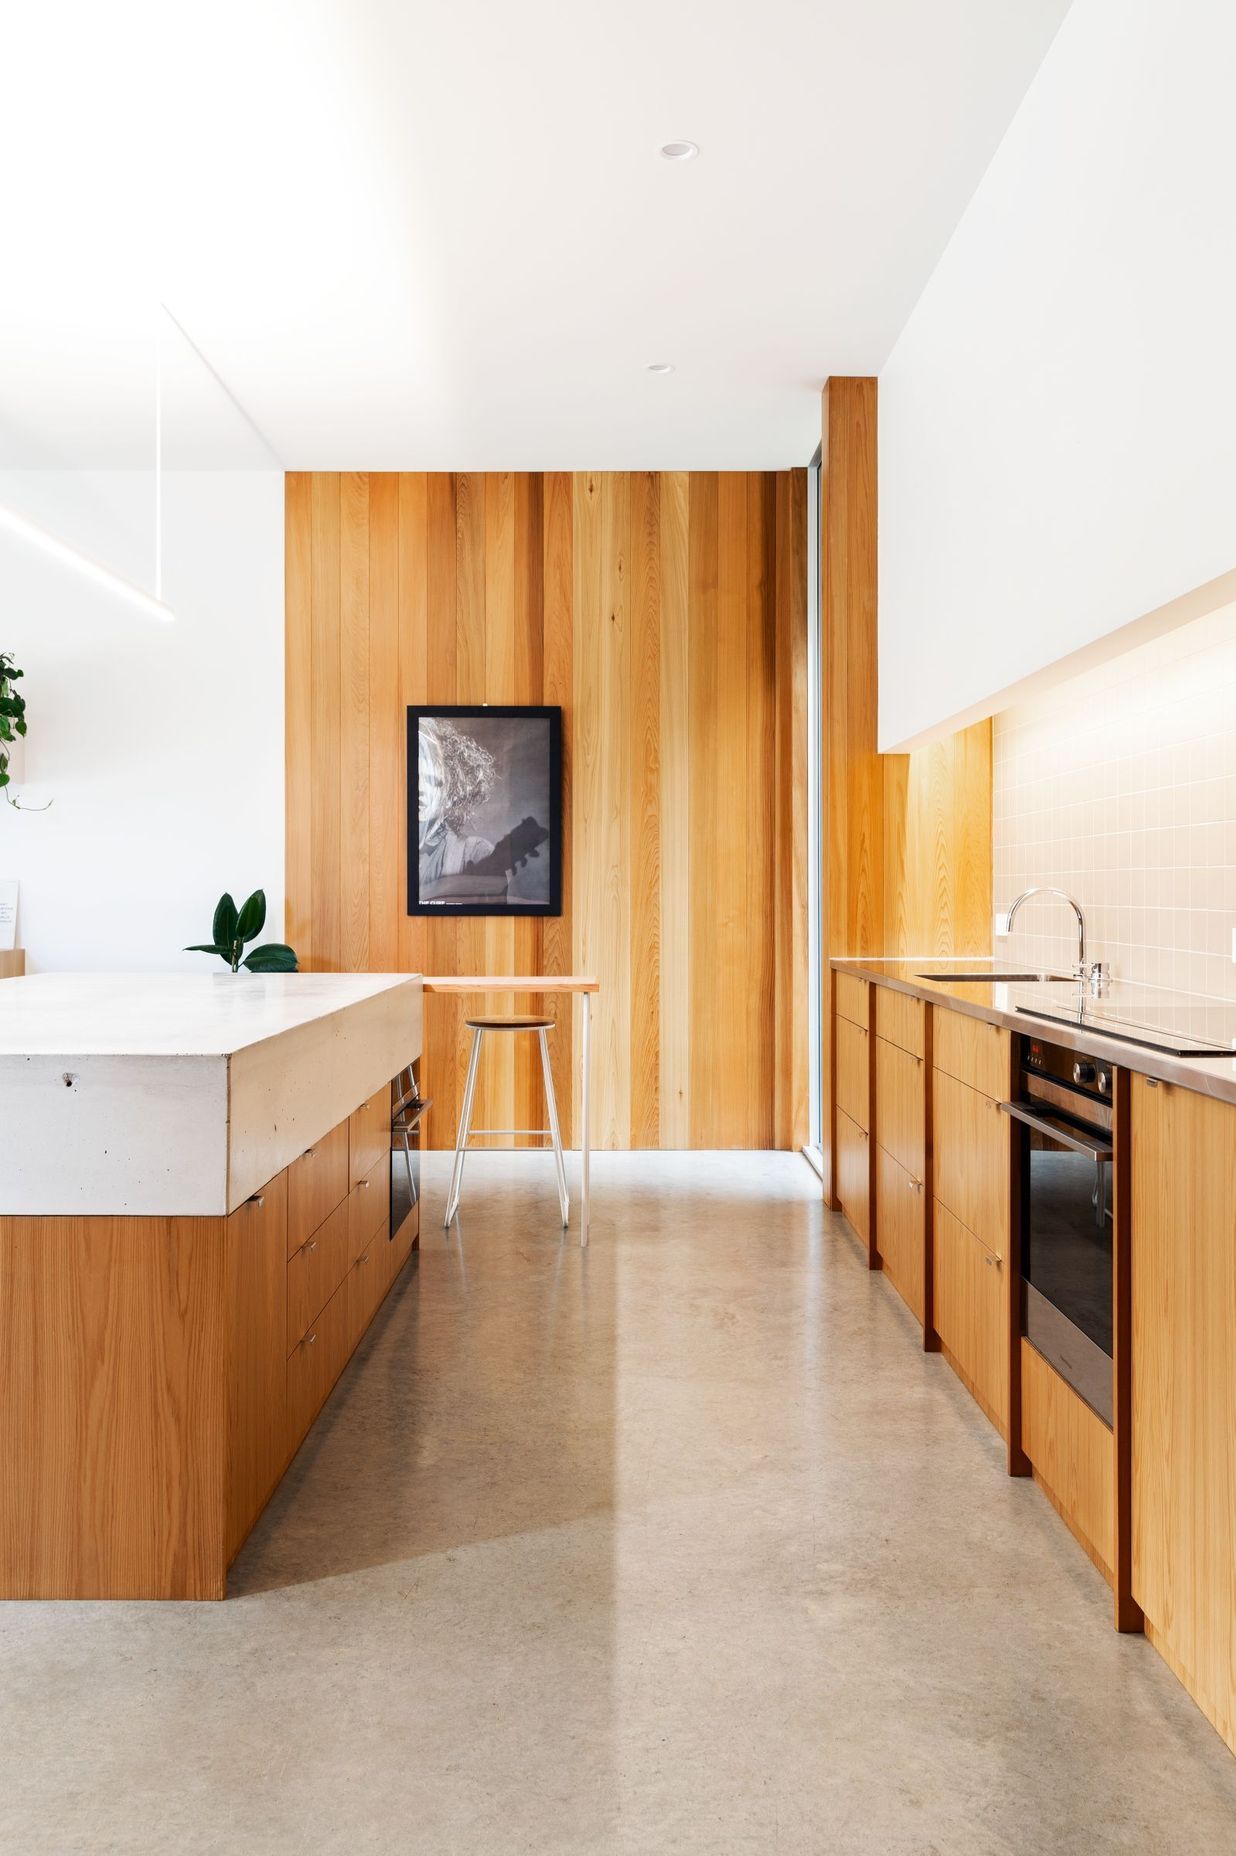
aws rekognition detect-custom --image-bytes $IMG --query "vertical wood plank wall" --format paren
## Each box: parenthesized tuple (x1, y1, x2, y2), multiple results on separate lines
(286, 471, 807, 1151)
(820, 378, 992, 1200)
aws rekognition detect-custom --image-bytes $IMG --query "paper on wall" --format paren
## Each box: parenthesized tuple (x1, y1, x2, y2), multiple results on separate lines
(0, 880, 18, 951)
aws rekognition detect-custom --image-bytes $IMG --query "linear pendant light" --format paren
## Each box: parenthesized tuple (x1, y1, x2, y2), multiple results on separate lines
(0, 500, 175, 623)
(0, 304, 176, 623)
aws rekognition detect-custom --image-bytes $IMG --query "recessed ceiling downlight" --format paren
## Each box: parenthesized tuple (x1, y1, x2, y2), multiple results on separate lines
(647, 362, 676, 375)
(660, 140, 698, 161)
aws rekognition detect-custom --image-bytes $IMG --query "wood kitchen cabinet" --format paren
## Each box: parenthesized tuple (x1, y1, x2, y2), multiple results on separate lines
(836, 1109, 871, 1244)
(873, 992, 929, 1325)
(226, 1173, 289, 1562)
(833, 975, 874, 1256)
(931, 1004, 1013, 1438)
(933, 1200, 1008, 1434)
(1132, 1073, 1236, 1755)
(876, 1145, 926, 1323)
(933, 1068, 1010, 1259)
(0, 1079, 413, 1601)
(835, 1016, 871, 1131)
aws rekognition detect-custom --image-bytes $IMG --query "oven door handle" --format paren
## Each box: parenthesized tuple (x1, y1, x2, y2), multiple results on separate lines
(998, 1099, 1114, 1162)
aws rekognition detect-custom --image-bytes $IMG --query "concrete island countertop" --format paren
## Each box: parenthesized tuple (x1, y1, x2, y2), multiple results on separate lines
(832, 956, 1236, 1107)
(0, 972, 423, 1217)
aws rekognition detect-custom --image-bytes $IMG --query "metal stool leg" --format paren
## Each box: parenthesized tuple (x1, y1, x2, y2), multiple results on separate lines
(444, 1028, 483, 1226)
(538, 1027, 570, 1228)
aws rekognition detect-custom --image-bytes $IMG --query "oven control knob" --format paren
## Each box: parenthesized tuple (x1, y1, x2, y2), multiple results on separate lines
(1097, 1069, 1110, 1095)
(1073, 1060, 1096, 1085)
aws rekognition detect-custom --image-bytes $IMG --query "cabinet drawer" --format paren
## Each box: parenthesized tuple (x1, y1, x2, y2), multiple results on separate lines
(875, 1037, 925, 1178)
(1020, 1339, 1112, 1577)
(874, 987, 925, 1060)
(287, 1197, 351, 1350)
(287, 1278, 351, 1454)
(349, 1083, 391, 1190)
(286, 1119, 349, 1256)
(391, 1206, 417, 1276)
(933, 1007, 1010, 1101)
(346, 1237, 390, 1354)
(835, 1016, 870, 1131)
(876, 1146, 925, 1324)
(835, 972, 870, 1030)
(933, 1200, 1008, 1433)
(933, 1067, 1010, 1255)
(836, 1107, 870, 1242)
(348, 1151, 390, 1263)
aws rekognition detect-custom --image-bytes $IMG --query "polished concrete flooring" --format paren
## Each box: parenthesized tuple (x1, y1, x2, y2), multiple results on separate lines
(4, 1152, 1236, 1854)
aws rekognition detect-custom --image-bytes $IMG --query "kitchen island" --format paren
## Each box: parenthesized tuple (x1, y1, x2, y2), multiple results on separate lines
(0, 972, 423, 1600)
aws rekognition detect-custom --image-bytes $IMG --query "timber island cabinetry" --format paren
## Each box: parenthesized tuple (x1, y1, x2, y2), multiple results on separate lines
(0, 973, 423, 1601)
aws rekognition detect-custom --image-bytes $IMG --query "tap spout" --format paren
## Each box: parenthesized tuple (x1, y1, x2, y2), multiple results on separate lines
(1003, 886, 1088, 981)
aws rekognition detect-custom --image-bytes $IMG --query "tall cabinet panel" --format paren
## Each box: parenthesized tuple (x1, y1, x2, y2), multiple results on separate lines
(1132, 1074, 1236, 1755)
(226, 1173, 289, 1562)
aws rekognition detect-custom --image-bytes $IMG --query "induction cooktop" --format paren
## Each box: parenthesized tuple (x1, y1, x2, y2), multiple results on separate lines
(1012, 983, 1236, 1058)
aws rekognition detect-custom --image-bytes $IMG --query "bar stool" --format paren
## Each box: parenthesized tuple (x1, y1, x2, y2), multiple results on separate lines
(443, 1014, 570, 1228)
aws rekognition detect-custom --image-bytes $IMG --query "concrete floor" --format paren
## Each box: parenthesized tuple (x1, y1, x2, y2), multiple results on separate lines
(4, 1152, 1236, 1855)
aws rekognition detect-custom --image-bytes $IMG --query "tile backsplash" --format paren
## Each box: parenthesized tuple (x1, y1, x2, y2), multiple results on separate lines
(994, 601, 1236, 1002)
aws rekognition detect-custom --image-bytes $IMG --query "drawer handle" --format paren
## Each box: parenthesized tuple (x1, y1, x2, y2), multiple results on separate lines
(303, 1147, 317, 1160)
(908, 1176, 923, 1193)
(304, 1237, 318, 1256)
(358, 1252, 370, 1266)
(247, 1192, 265, 1209)
(306, 1331, 317, 1346)
(984, 1253, 1003, 1269)
(358, 1177, 370, 1189)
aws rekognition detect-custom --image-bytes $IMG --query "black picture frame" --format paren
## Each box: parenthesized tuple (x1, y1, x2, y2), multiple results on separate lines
(406, 704, 563, 917)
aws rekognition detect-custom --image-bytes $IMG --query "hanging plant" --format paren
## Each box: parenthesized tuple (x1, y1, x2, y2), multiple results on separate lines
(185, 889, 298, 973)
(0, 652, 28, 806)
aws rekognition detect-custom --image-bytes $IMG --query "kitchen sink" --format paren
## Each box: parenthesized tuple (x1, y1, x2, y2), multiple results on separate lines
(916, 971, 1071, 984)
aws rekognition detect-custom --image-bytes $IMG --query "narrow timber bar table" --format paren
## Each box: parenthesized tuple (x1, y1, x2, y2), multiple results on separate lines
(422, 976, 599, 1245)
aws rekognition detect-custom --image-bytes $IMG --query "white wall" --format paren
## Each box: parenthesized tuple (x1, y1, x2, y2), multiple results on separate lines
(0, 470, 284, 970)
(878, 0, 1236, 751)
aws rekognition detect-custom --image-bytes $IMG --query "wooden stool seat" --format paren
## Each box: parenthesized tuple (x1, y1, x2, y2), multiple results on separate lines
(444, 1016, 569, 1229)
(464, 1014, 555, 1031)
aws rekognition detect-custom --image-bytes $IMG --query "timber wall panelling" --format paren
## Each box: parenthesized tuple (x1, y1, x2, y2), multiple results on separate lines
(286, 471, 807, 1152)
(820, 377, 992, 1203)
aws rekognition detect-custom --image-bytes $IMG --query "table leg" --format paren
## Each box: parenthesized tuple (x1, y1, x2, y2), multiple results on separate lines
(580, 991, 591, 1247)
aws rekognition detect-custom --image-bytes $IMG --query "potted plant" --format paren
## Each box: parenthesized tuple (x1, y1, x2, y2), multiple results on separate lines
(186, 890, 298, 972)
(0, 651, 50, 810)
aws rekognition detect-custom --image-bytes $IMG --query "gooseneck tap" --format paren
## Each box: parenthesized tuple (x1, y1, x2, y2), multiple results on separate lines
(1002, 887, 1105, 994)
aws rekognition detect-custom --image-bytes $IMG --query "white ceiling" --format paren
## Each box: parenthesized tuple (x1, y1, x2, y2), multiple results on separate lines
(0, 0, 1070, 470)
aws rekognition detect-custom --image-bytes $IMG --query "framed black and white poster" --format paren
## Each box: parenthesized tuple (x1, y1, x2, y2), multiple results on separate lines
(407, 705, 562, 917)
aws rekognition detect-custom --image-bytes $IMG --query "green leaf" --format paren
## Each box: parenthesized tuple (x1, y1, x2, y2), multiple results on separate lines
(14, 719, 26, 737)
(234, 888, 267, 945)
(184, 943, 232, 959)
(212, 893, 238, 947)
(241, 943, 299, 973)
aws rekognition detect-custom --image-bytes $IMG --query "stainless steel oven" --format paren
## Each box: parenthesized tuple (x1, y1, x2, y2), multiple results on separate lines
(1001, 1036, 1114, 1426)
(391, 1064, 428, 1241)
